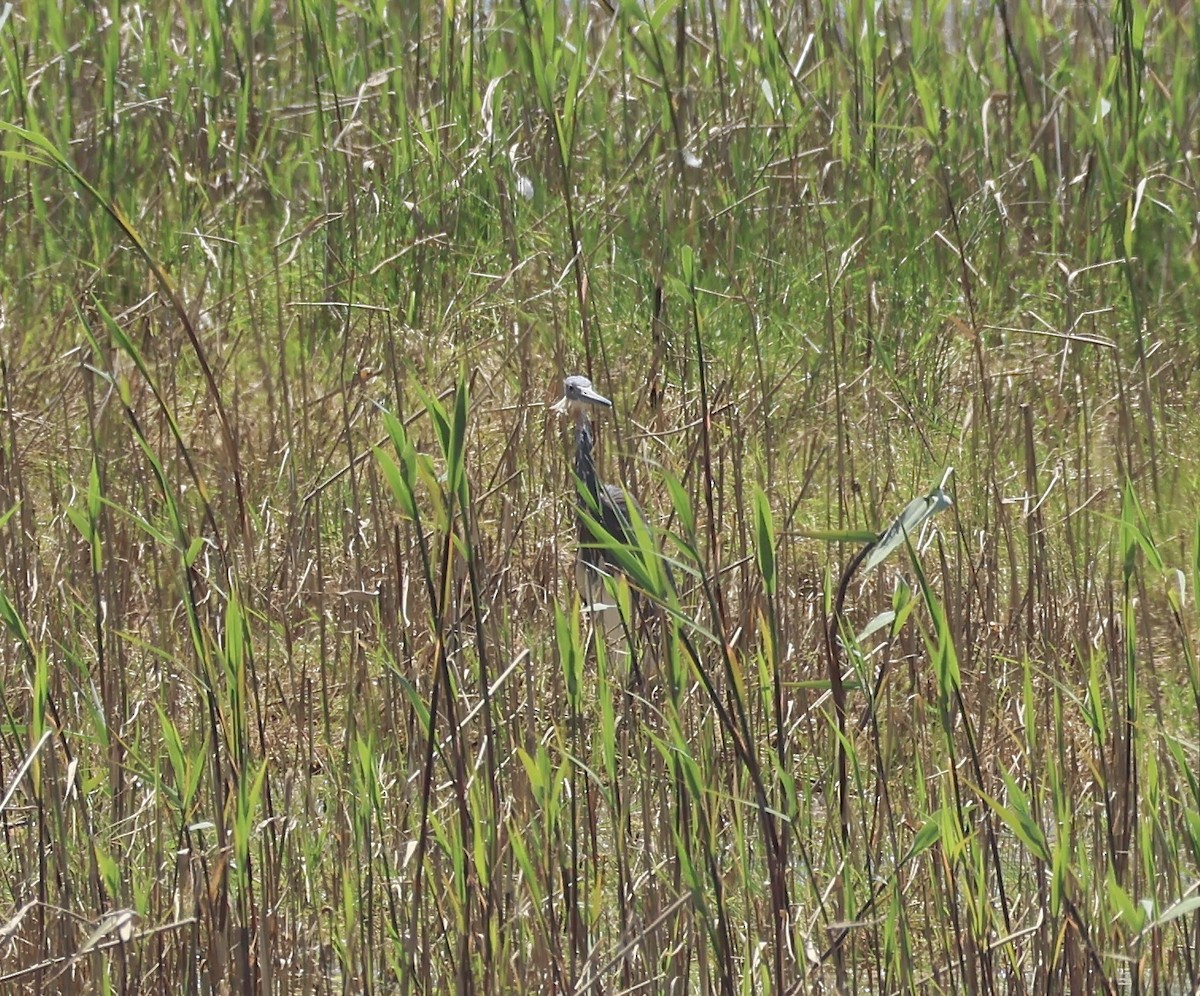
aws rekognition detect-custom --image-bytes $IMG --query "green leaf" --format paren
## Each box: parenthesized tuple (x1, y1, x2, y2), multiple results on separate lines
(903, 814, 942, 863)
(1106, 869, 1146, 932)
(890, 580, 916, 635)
(447, 373, 469, 502)
(752, 486, 776, 596)
(979, 770, 1050, 863)
(554, 602, 583, 708)
(0, 582, 32, 648)
(856, 610, 895, 644)
(0, 502, 21, 532)
(376, 409, 420, 522)
(184, 537, 206, 568)
(681, 244, 695, 289)
(663, 470, 695, 538)
(1144, 894, 1200, 932)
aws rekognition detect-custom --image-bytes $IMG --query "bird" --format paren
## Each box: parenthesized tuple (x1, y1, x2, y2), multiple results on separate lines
(551, 374, 637, 602)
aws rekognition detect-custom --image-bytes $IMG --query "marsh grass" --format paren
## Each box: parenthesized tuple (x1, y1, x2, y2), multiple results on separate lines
(1, 0, 1199, 991)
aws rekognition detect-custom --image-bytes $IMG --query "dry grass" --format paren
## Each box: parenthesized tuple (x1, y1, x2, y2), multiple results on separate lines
(1, 0, 1199, 992)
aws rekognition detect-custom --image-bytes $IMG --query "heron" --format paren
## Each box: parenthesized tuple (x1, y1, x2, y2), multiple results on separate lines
(551, 374, 637, 602)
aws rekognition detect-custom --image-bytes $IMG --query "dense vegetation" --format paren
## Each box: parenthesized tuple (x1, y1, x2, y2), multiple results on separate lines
(1, 0, 1198, 991)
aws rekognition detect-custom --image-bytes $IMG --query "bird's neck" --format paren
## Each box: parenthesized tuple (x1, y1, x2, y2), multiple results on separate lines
(574, 416, 600, 494)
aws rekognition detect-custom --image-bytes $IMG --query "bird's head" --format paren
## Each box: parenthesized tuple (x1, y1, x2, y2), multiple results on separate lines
(551, 375, 612, 423)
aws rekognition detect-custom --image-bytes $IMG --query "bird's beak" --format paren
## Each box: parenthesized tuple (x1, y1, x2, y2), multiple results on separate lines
(579, 384, 612, 407)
